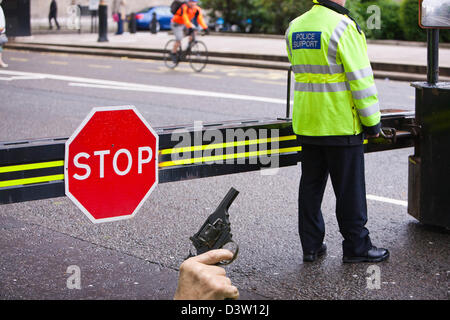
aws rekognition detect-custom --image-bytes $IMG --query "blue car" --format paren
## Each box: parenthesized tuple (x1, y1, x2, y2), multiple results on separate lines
(135, 6, 173, 31)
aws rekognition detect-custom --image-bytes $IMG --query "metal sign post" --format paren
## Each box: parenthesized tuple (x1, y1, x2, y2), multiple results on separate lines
(407, 1, 450, 228)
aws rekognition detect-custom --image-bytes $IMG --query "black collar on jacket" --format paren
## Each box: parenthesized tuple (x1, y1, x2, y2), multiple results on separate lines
(316, 0, 349, 15)
(315, 0, 362, 34)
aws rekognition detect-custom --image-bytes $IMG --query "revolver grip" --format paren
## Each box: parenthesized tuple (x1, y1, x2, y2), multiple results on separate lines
(189, 188, 240, 264)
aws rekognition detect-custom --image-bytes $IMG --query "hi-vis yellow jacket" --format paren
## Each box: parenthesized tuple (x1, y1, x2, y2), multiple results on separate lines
(285, 1, 381, 138)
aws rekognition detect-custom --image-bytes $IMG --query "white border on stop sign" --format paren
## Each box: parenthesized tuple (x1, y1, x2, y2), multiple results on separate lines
(64, 105, 159, 224)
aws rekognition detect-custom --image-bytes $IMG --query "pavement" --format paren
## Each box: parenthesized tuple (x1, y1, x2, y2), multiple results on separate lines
(6, 30, 450, 81)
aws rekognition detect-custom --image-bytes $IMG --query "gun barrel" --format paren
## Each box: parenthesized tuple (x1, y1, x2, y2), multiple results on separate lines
(217, 187, 239, 211)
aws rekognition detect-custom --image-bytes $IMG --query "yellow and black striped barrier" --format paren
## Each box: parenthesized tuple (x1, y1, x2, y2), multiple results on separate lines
(0, 116, 415, 205)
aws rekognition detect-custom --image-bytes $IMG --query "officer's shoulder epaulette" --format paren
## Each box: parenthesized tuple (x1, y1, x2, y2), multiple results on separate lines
(345, 15, 363, 35)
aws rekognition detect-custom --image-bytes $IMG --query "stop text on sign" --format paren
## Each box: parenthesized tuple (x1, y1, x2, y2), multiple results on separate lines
(73, 147, 153, 180)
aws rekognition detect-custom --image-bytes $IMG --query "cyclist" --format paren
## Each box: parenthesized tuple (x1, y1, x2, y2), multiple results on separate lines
(170, 0, 209, 63)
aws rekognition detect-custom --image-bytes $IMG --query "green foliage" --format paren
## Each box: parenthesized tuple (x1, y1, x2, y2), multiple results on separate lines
(250, 0, 312, 34)
(200, 0, 447, 42)
(358, 0, 404, 40)
(344, 0, 365, 26)
(399, 0, 426, 41)
(199, 0, 253, 28)
(200, 0, 312, 34)
(441, 30, 450, 43)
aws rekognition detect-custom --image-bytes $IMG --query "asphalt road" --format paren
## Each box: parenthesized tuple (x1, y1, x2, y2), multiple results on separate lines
(0, 49, 448, 301)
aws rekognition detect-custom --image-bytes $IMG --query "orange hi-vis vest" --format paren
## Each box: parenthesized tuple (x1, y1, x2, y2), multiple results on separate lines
(171, 4, 208, 30)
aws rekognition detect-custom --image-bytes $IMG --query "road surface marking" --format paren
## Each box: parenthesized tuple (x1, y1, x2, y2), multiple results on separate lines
(0, 70, 286, 104)
(136, 68, 165, 74)
(227, 71, 286, 80)
(253, 79, 285, 86)
(0, 74, 46, 81)
(122, 57, 155, 63)
(366, 194, 407, 207)
(67, 81, 287, 104)
(9, 57, 29, 62)
(192, 73, 221, 79)
(88, 64, 112, 69)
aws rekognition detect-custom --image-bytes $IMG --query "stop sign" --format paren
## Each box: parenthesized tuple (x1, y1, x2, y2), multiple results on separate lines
(65, 106, 159, 223)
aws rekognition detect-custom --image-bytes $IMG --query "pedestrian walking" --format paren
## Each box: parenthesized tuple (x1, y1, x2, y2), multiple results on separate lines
(285, 0, 389, 263)
(113, 0, 127, 35)
(49, 0, 60, 30)
(0, 0, 8, 68)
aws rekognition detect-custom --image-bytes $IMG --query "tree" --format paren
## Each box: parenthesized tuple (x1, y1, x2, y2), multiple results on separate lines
(400, 0, 426, 41)
(200, 0, 253, 29)
(251, 0, 312, 34)
(358, 0, 404, 40)
(200, 0, 311, 34)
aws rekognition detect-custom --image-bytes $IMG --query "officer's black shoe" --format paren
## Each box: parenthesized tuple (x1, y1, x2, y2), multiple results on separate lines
(303, 243, 327, 262)
(343, 246, 389, 263)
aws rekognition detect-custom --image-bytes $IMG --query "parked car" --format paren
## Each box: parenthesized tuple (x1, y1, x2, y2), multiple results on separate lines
(135, 6, 173, 31)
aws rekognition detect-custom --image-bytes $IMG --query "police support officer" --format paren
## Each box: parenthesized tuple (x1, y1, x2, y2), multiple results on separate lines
(285, 0, 389, 263)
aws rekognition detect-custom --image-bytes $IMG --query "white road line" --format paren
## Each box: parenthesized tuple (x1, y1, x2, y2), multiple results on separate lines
(88, 64, 112, 69)
(9, 57, 29, 62)
(253, 79, 285, 86)
(192, 73, 221, 79)
(0, 74, 47, 81)
(136, 68, 165, 74)
(0, 69, 286, 105)
(367, 194, 408, 207)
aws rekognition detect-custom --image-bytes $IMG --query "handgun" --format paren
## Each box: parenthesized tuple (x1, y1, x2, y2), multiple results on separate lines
(188, 187, 239, 265)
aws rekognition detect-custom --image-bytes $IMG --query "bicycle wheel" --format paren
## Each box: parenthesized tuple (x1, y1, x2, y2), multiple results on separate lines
(164, 39, 181, 69)
(188, 40, 208, 72)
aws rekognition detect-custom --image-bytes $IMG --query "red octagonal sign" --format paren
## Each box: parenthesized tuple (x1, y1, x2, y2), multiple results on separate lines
(65, 106, 159, 223)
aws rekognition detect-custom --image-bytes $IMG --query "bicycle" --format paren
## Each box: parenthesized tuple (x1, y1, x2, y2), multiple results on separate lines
(163, 32, 208, 72)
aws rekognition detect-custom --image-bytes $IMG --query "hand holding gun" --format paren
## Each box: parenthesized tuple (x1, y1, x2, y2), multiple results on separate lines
(188, 187, 239, 265)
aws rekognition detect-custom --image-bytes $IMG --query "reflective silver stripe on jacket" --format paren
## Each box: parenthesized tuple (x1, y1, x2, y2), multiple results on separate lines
(292, 64, 344, 75)
(295, 81, 350, 93)
(327, 18, 351, 65)
(346, 66, 374, 81)
(357, 101, 380, 118)
(351, 85, 378, 100)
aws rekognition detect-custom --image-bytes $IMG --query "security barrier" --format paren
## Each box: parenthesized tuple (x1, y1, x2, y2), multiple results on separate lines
(0, 114, 415, 205)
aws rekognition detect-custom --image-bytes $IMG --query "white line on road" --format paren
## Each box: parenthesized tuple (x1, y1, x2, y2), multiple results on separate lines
(9, 57, 29, 62)
(88, 64, 112, 69)
(48, 61, 69, 65)
(367, 194, 408, 207)
(0, 69, 287, 105)
(0, 74, 47, 81)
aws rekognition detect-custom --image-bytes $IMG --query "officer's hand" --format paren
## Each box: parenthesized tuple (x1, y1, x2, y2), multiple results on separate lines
(204, 28, 210, 35)
(174, 249, 239, 300)
(366, 133, 380, 139)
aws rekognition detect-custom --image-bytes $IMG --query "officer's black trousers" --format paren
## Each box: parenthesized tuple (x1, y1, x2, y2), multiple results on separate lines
(298, 144, 372, 257)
